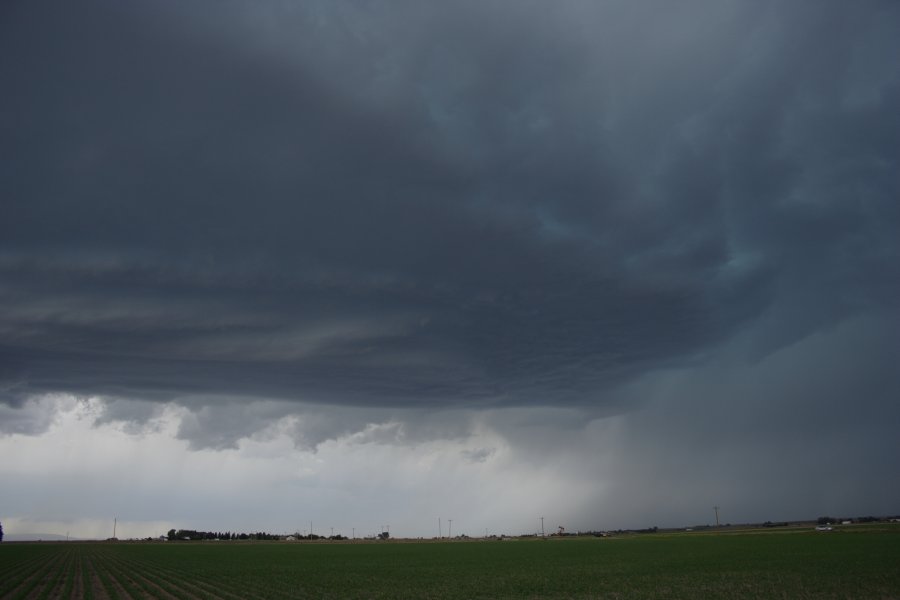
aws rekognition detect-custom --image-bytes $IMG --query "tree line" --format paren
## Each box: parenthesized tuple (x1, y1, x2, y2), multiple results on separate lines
(165, 529, 351, 541)
(167, 529, 282, 541)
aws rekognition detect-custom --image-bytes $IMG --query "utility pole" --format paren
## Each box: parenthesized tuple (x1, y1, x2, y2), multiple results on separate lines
(448, 519, 453, 539)
(438, 518, 442, 538)
(330, 527, 334, 538)
(714, 506, 720, 527)
(310, 521, 313, 537)
(352, 527, 355, 540)
(113, 517, 117, 539)
(540, 516, 544, 537)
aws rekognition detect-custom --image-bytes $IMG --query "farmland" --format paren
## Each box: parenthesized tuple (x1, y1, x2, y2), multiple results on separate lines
(1, 525, 899, 599)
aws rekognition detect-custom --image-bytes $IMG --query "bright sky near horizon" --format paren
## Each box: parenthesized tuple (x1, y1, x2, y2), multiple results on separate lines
(2, 0, 899, 539)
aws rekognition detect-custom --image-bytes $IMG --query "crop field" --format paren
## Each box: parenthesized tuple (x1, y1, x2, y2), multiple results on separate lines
(1, 525, 899, 599)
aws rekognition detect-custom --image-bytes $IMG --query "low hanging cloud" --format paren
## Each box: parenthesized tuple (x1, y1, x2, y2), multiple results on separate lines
(1, 0, 898, 464)
(461, 447, 496, 464)
(0, 394, 70, 436)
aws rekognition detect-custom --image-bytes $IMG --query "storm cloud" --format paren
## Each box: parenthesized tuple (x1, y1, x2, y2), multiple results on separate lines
(1, 0, 898, 534)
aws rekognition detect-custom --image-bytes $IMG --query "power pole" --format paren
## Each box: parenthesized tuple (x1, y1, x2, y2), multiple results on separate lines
(438, 518, 442, 539)
(113, 517, 117, 539)
(540, 516, 545, 537)
(352, 527, 355, 540)
(330, 527, 334, 538)
(448, 519, 453, 538)
(714, 506, 720, 527)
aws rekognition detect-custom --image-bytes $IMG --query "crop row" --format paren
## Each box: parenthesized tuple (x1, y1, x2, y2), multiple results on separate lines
(0, 544, 79, 600)
(1, 530, 899, 599)
(0, 543, 335, 600)
(0, 544, 251, 600)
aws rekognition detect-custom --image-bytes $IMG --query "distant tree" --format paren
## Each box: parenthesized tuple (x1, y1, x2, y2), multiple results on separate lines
(0, 520, 4, 542)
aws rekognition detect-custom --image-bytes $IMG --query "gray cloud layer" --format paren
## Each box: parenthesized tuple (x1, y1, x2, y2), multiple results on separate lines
(2, 1, 898, 430)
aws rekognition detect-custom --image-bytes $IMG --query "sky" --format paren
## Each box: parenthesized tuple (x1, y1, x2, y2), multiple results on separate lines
(2, 0, 899, 540)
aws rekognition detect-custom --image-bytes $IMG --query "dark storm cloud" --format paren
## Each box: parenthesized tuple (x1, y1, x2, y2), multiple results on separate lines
(597, 314, 900, 525)
(0, 395, 58, 435)
(2, 1, 898, 419)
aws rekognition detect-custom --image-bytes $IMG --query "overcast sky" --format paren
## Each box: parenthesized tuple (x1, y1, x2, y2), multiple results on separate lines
(2, 0, 899, 540)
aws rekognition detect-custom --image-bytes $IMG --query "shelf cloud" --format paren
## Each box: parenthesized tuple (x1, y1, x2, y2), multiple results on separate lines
(1, 0, 898, 535)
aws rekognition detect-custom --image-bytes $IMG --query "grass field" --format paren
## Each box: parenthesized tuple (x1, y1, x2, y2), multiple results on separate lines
(1, 525, 899, 599)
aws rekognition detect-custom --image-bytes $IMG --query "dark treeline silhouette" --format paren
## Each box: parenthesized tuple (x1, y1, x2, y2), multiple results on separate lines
(165, 529, 351, 541)
(817, 515, 893, 525)
(167, 529, 282, 541)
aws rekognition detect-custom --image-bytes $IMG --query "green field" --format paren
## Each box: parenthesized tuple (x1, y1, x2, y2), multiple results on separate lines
(2, 526, 899, 599)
